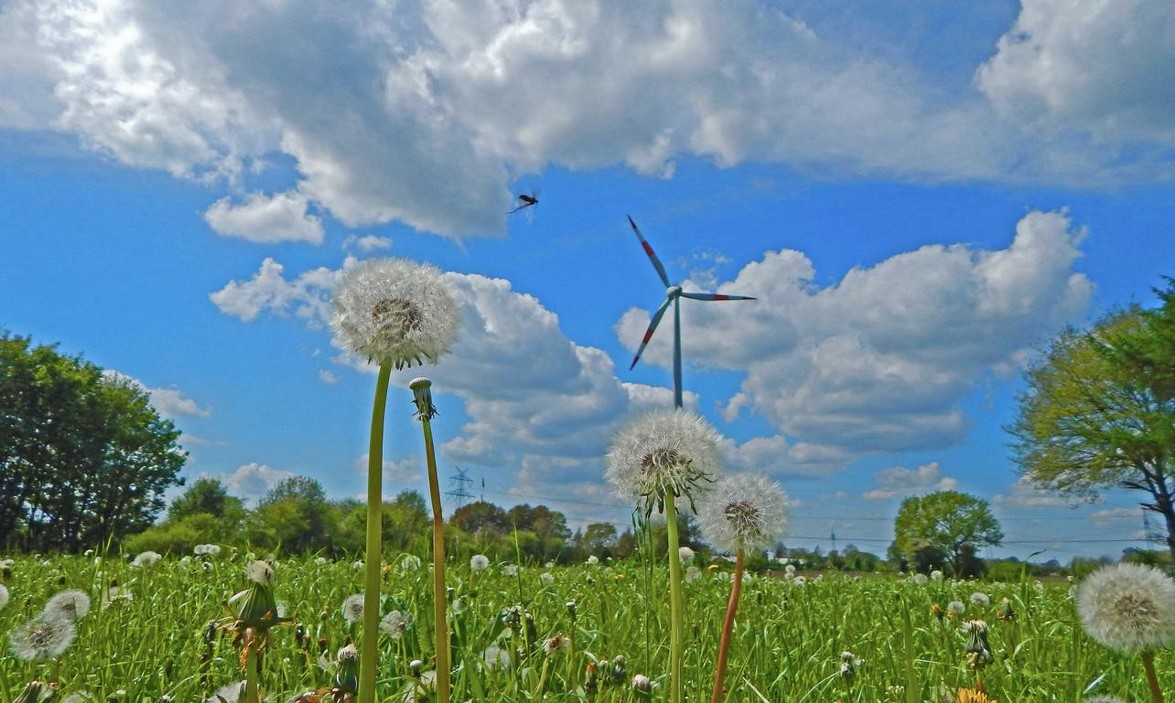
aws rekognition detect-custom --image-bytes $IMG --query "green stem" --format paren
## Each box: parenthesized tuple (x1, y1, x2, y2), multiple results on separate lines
(1142, 649, 1164, 703)
(664, 492, 685, 703)
(413, 377, 451, 703)
(710, 549, 744, 703)
(244, 643, 260, 703)
(358, 361, 392, 703)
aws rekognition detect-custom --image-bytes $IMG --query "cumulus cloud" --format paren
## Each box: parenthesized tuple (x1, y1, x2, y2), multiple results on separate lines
(224, 462, 294, 501)
(619, 209, 1091, 459)
(204, 191, 324, 244)
(8, 0, 1171, 239)
(862, 462, 959, 501)
(1091, 507, 1140, 527)
(343, 234, 392, 253)
(209, 257, 339, 324)
(102, 370, 211, 419)
(977, 0, 1175, 143)
(993, 476, 1074, 509)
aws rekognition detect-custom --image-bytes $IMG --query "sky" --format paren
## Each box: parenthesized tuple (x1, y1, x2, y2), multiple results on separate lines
(3, 0, 1175, 563)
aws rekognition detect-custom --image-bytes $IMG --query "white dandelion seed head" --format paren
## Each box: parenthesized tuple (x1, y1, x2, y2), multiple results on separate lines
(911, 573, 927, 585)
(947, 601, 966, 615)
(606, 409, 723, 515)
(9, 612, 76, 661)
(631, 674, 657, 692)
(0, 584, 9, 611)
(930, 570, 944, 581)
(1077, 562, 1175, 653)
(503, 564, 518, 577)
(685, 565, 701, 582)
(785, 564, 796, 574)
(1083, 696, 1126, 703)
(131, 551, 162, 568)
(540, 572, 554, 585)
(62, 693, 95, 703)
(970, 592, 990, 606)
(380, 610, 412, 638)
(483, 644, 511, 670)
(352, 560, 364, 570)
(697, 472, 788, 553)
(586, 555, 599, 566)
(331, 257, 459, 369)
(342, 594, 365, 624)
(315, 556, 329, 565)
(678, 546, 695, 565)
(43, 589, 91, 622)
(398, 554, 422, 571)
(470, 554, 490, 571)
(337, 643, 360, 662)
(245, 560, 275, 587)
(208, 681, 245, 703)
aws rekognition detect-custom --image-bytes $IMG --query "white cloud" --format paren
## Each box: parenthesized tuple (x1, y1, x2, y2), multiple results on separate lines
(861, 461, 959, 501)
(318, 369, 339, 385)
(102, 370, 211, 419)
(8, 1, 1172, 240)
(224, 462, 294, 501)
(977, 0, 1175, 143)
(619, 209, 1091, 460)
(343, 234, 392, 253)
(204, 191, 324, 244)
(994, 476, 1074, 509)
(208, 257, 339, 324)
(1091, 507, 1140, 527)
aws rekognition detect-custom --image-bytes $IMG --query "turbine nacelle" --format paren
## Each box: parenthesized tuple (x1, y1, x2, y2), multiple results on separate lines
(666, 285, 682, 299)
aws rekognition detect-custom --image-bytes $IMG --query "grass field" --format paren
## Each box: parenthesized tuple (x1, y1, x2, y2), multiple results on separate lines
(0, 550, 1163, 702)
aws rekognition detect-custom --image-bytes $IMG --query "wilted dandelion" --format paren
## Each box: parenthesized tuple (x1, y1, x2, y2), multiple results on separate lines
(341, 594, 365, 625)
(543, 633, 569, 654)
(9, 611, 76, 661)
(380, 610, 412, 639)
(131, 550, 162, 568)
(470, 554, 489, 571)
(962, 620, 993, 671)
(43, 589, 91, 622)
(839, 651, 863, 681)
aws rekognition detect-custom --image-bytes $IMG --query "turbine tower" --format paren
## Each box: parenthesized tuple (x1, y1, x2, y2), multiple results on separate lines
(627, 215, 756, 408)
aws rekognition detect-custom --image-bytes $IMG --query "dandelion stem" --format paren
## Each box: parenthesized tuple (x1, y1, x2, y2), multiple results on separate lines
(358, 361, 392, 703)
(244, 643, 260, 703)
(664, 491, 685, 703)
(710, 548, 744, 703)
(413, 377, 451, 703)
(1142, 649, 1163, 703)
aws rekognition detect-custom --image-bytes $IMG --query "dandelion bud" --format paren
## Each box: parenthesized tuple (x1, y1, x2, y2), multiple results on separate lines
(409, 659, 424, 676)
(632, 674, 653, 692)
(334, 644, 360, 694)
(565, 600, 577, 619)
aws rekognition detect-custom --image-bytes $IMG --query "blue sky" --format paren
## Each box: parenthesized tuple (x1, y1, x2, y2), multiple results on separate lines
(3, 0, 1175, 562)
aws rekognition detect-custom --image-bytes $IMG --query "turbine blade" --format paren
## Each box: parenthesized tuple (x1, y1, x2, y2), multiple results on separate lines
(679, 291, 757, 302)
(629, 297, 672, 370)
(627, 215, 672, 288)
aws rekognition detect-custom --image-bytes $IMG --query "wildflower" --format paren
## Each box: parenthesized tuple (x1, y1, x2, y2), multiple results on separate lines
(352, 560, 363, 570)
(131, 551, 162, 568)
(678, 546, 695, 565)
(331, 257, 459, 368)
(947, 600, 966, 616)
(996, 598, 1015, 621)
(962, 620, 993, 668)
(931, 569, 944, 581)
(543, 633, 569, 654)
(970, 592, 990, 606)
(586, 555, 599, 565)
(43, 589, 91, 622)
(793, 575, 806, 587)
(470, 554, 490, 571)
(931, 603, 945, 620)
(1076, 562, 1175, 653)
(9, 611, 76, 661)
(503, 564, 518, 577)
(606, 409, 722, 516)
(784, 563, 796, 575)
(540, 572, 554, 585)
(697, 473, 788, 554)
(911, 573, 928, 584)
(957, 687, 996, 703)
(102, 583, 133, 609)
(314, 556, 329, 565)
(380, 610, 412, 639)
(341, 594, 364, 625)
(483, 644, 511, 670)
(194, 544, 222, 556)
(0, 584, 8, 611)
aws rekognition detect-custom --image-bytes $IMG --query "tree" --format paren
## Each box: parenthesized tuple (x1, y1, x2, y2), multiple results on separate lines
(249, 476, 331, 552)
(891, 491, 1003, 577)
(449, 501, 510, 537)
(0, 333, 186, 552)
(168, 477, 246, 524)
(1010, 292, 1175, 561)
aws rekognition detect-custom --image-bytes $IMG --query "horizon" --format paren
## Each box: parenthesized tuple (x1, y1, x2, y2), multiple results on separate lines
(4, 1, 1175, 563)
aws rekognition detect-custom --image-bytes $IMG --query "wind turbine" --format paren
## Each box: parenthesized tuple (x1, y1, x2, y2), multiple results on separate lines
(626, 215, 755, 408)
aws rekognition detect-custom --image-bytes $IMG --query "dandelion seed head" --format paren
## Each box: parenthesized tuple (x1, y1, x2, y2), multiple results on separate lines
(9, 612, 76, 661)
(44, 589, 91, 622)
(1083, 697, 1126, 703)
(398, 554, 422, 571)
(543, 633, 569, 654)
(131, 551, 162, 568)
(948, 600, 966, 615)
(331, 258, 459, 369)
(697, 473, 788, 553)
(0, 584, 9, 611)
(1077, 562, 1175, 653)
(911, 573, 927, 585)
(483, 644, 511, 670)
(678, 546, 695, 565)
(380, 610, 412, 638)
(337, 643, 360, 662)
(470, 554, 490, 571)
(341, 594, 365, 624)
(606, 409, 722, 515)
(631, 674, 656, 692)
(930, 570, 944, 581)
(540, 572, 554, 585)
(970, 591, 990, 606)
(245, 560, 275, 587)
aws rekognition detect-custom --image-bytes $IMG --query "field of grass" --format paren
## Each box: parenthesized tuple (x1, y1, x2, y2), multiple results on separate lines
(0, 550, 1165, 702)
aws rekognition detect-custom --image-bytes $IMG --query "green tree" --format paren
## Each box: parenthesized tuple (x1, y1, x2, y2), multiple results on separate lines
(891, 491, 1003, 577)
(580, 522, 618, 555)
(249, 476, 331, 552)
(1010, 293, 1175, 561)
(167, 476, 246, 524)
(0, 333, 186, 552)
